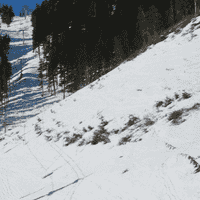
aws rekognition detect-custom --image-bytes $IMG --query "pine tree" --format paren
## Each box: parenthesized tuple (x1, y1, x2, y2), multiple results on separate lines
(0, 4, 15, 26)
(38, 57, 47, 97)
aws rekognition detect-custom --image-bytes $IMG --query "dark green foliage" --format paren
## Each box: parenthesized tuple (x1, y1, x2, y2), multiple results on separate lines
(45, 135, 53, 141)
(82, 127, 87, 132)
(90, 130, 110, 145)
(156, 96, 174, 108)
(64, 133, 82, 146)
(78, 139, 85, 146)
(100, 120, 109, 127)
(168, 109, 184, 124)
(114, 129, 119, 134)
(34, 123, 42, 136)
(167, 103, 200, 125)
(165, 143, 176, 150)
(127, 115, 140, 126)
(31, 0, 197, 96)
(0, 34, 12, 128)
(190, 103, 200, 110)
(180, 153, 200, 174)
(86, 117, 111, 145)
(122, 169, 128, 174)
(88, 125, 94, 131)
(121, 115, 140, 132)
(182, 91, 192, 99)
(144, 117, 155, 126)
(0, 4, 15, 26)
(156, 101, 163, 108)
(37, 117, 42, 122)
(174, 93, 179, 99)
(163, 97, 174, 107)
(46, 129, 52, 133)
(119, 135, 132, 145)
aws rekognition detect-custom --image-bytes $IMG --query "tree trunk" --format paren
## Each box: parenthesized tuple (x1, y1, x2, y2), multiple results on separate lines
(53, 74, 56, 96)
(85, 65, 91, 85)
(194, 0, 199, 15)
(38, 46, 40, 59)
(56, 74, 59, 90)
(63, 70, 65, 99)
(41, 80, 44, 97)
(42, 59, 44, 97)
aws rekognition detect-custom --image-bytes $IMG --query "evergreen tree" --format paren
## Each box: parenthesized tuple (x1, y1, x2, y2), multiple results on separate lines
(0, 4, 15, 26)
(0, 35, 12, 133)
(38, 58, 46, 97)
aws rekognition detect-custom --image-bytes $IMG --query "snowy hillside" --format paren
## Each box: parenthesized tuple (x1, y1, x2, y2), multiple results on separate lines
(0, 15, 69, 132)
(0, 15, 200, 199)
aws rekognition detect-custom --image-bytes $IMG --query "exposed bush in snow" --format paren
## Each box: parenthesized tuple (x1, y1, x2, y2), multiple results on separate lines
(168, 109, 184, 124)
(168, 103, 200, 125)
(88, 125, 94, 131)
(44, 135, 53, 141)
(56, 121, 62, 127)
(64, 133, 82, 146)
(122, 169, 128, 174)
(180, 153, 200, 174)
(46, 128, 53, 133)
(174, 93, 180, 99)
(34, 124, 42, 136)
(90, 129, 111, 145)
(37, 117, 42, 122)
(182, 91, 192, 99)
(165, 143, 176, 150)
(82, 127, 87, 132)
(113, 129, 119, 134)
(189, 103, 200, 110)
(118, 134, 132, 145)
(127, 115, 140, 126)
(155, 101, 163, 108)
(155, 96, 174, 108)
(121, 115, 140, 132)
(143, 117, 155, 126)
(54, 133, 62, 142)
(78, 139, 86, 146)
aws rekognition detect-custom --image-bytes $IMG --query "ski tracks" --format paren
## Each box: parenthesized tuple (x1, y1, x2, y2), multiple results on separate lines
(157, 164, 181, 200)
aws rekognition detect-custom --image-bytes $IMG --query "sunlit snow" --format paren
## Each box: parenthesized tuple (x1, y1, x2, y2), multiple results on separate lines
(0, 15, 200, 200)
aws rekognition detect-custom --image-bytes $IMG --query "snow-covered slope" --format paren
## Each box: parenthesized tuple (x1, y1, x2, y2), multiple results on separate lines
(0, 15, 200, 200)
(0, 15, 68, 131)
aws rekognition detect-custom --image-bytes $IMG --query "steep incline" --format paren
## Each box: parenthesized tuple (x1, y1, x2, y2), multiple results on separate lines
(0, 16, 66, 132)
(0, 14, 200, 200)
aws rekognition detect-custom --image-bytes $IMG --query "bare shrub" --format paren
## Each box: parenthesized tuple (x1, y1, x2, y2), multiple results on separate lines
(168, 109, 184, 124)
(34, 124, 42, 136)
(174, 93, 179, 99)
(119, 135, 132, 145)
(88, 125, 94, 131)
(64, 133, 82, 146)
(78, 139, 85, 146)
(155, 101, 163, 108)
(182, 91, 192, 99)
(163, 97, 174, 107)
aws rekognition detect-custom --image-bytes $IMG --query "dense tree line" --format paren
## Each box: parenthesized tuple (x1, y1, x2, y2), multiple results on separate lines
(0, 34, 12, 133)
(31, 0, 197, 99)
(0, 4, 14, 132)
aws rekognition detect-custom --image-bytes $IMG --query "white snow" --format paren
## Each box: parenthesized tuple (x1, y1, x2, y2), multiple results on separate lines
(0, 15, 200, 200)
